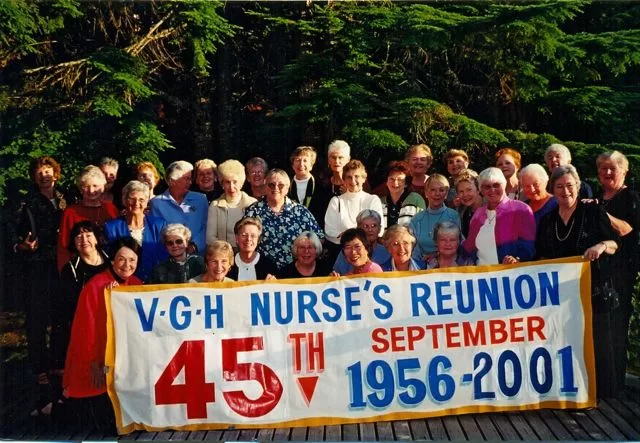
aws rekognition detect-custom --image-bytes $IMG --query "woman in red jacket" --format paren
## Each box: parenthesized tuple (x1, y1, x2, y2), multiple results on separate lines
(63, 237, 142, 431)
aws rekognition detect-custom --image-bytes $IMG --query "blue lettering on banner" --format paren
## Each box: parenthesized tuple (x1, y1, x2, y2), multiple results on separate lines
(372, 284, 392, 320)
(135, 297, 158, 332)
(170, 295, 191, 330)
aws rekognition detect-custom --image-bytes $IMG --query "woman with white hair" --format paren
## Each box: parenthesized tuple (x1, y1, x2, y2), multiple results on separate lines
(57, 165, 119, 270)
(333, 209, 390, 274)
(519, 163, 557, 227)
(150, 223, 205, 283)
(324, 140, 351, 196)
(544, 143, 593, 199)
(103, 180, 168, 282)
(462, 167, 536, 265)
(596, 150, 640, 393)
(150, 160, 209, 254)
(206, 159, 257, 249)
(277, 231, 328, 278)
(382, 225, 424, 271)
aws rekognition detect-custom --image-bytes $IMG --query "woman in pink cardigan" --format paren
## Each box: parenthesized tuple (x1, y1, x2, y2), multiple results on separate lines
(462, 167, 536, 264)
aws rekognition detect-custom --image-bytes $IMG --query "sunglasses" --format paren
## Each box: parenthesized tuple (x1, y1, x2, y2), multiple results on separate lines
(267, 182, 286, 190)
(165, 238, 185, 246)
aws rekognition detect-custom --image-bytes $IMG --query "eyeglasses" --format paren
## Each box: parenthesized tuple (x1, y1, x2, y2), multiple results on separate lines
(267, 182, 286, 190)
(165, 238, 185, 246)
(480, 183, 503, 191)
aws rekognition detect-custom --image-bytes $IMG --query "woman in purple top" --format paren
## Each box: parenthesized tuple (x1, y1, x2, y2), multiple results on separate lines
(462, 167, 536, 265)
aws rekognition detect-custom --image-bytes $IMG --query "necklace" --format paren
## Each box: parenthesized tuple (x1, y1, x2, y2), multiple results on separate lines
(555, 217, 575, 242)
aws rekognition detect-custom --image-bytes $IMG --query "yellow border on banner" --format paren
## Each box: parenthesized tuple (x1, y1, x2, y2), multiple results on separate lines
(105, 256, 597, 435)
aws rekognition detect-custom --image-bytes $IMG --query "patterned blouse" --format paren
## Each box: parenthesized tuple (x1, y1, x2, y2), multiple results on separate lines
(244, 197, 325, 270)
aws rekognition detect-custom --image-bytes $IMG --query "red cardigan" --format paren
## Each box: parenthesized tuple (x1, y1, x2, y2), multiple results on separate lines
(63, 269, 142, 398)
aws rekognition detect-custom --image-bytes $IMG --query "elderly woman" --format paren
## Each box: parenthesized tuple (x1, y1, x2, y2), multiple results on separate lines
(190, 241, 235, 282)
(289, 146, 327, 228)
(63, 237, 142, 431)
(104, 180, 168, 282)
(537, 165, 619, 397)
(337, 228, 383, 275)
(596, 150, 640, 393)
(325, 160, 384, 248)
(409, 174, 460, 262)
(228, 217, 277, 281)
(278, 231, 328, 278)
(323, 140, 351, 196)
(244, 157, 268, 199)
(150, 160, 208, 254)
(245, 169, 324, 271)
(381, 225, 424, 271)
(150, 224, 205, 284)
(194, 158, 221, 203)
(380, 161, 425, 228)
(333, 209, 390, 275)
(495, 148, 522, 200)
(57, 165, 119, 271)
(8, 156, 68, 416)
(426, 221, 475, 269)
(135, 161, 161, 198)
(519, 163, 557, 227)
(462, 167, 535, 265)
(445, 149, 470, 207)
(544, 143, 593, 199)
(206, 159, 257, 249)
(455, 169, 483, 238)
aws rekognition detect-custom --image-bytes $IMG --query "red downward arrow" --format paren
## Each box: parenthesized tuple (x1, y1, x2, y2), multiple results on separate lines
(296, 375, 319, 406)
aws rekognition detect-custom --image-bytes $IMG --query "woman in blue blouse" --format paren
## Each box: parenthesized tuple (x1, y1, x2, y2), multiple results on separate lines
(104, 180, 167, 282)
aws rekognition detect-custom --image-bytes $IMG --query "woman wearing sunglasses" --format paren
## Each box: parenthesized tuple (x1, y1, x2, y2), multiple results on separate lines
(244, 169, 325, 271)
(150, 223, 205, 283)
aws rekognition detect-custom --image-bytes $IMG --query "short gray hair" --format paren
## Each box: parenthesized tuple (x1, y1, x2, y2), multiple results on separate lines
(383, 224, 416, 247)
(246, 157, 268, 172)
(166, 160, 194, 182)
(162, 223, 192, 243)
(328, 140, 351, 157)
(596, 150, 629, 173)
(519, 163, 549, 184)
(265, 169, 291, 186)
(356, 209, 382, 226)
(292, 231, 323, 259)
(478, 167, 507, 188)
(545, 144, 572, 163)
(433, 220, 461, 242)
(76, 165, 107, 189)
(121, 180, 150, 206)
(549, 164, 581, 191)
(217, 159, 246, 184)
(100, 157, 119, 169)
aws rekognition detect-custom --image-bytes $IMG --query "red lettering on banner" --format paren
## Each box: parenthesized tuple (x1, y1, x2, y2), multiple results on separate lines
(288, 332, 325, 372)
(222, 337, 283, 418)
(369, 316, 546, 352)
(527, 316, 546, 341)
(510, 317, 525, 342)
(154, 340, 215, 419)
(288, 333, 305, 372)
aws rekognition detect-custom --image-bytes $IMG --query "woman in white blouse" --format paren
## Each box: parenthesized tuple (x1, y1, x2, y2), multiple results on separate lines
(324, 160, 384, 248)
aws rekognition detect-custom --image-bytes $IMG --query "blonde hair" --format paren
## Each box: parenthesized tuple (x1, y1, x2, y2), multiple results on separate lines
(291, 146, 318, 165)
(425, 173, 450, 190)
(205, 240, 234, 265)
(446, 149, 469, 163)
(405, 144, 433, 163)
(217, 159, 246, 184)
(454, 169, 479, 190)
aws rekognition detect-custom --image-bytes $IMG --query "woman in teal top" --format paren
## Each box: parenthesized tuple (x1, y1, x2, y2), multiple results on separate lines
(409, 174, 460, 262)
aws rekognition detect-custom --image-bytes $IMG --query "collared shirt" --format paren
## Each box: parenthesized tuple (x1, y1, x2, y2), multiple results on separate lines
(244, 197, 325, 270)
(150, 190, 208, 255)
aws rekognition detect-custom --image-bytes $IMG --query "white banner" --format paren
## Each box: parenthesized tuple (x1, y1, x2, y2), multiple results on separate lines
(106, 257, 595, 434)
